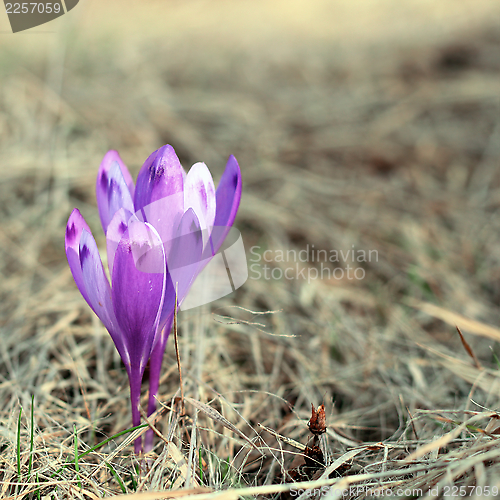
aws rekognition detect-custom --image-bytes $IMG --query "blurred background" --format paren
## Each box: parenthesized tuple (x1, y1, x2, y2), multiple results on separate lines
(3, 0, 500, 493)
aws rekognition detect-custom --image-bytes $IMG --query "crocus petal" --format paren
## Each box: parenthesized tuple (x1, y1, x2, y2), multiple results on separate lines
(168, 207, 204, 307)
(134, 144, 185, 248)
(65, 209, 93, 307)
(111, 219, 166, 373)
(212, 155, 242, 253)
(79, 229, 128, 363)
(134, 144, 184, 211)
(184, 162, 216, 248)
(106, 208, 132, 277)
(96, 150, 135, 233)
(156, 207, 205, 326)
(66, 208, 128, 362)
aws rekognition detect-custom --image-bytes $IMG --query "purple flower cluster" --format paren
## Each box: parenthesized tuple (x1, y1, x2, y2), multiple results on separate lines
(65, 145, 241, 453)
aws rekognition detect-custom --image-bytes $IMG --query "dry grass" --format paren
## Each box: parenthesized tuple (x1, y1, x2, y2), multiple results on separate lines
(2, 2, 500, 498)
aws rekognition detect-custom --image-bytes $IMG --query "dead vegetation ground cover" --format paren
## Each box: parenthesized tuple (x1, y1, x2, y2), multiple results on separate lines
(2, 2, 500, 498)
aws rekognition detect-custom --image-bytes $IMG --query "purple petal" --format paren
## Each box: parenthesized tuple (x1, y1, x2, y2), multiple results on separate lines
(96, 151, 135, 233)
(134, 144, 184, 212)
(79, 229, 128, 363)
(168, 207, 204, 307)
(133, 144, 185, 248)
(65, 209, 92, 307)
(106, 208, 132, 277)
(66, 209, 127, 362)
(156, 209, 205, 326)
(111, 220, 166, 373)
(184, 162, 216, 248)
(212, 155, 242, 253)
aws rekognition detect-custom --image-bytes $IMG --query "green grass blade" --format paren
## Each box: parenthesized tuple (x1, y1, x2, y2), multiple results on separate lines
(29, 395, 34, 477)
(77, 423, 148, 459)
(17, 406, 22, 481)
(490, 346, 500, 369)
(199, 449, 204, 484)
(129, 470, 137, 492)
(105, 461, 127, 494)
(74, 424, 82, 489)
(35, 472, 40, 500)
(50, 423, 148, 479)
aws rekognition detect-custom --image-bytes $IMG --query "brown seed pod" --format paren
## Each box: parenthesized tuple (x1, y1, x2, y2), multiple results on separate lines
(308, 403, 327, 435)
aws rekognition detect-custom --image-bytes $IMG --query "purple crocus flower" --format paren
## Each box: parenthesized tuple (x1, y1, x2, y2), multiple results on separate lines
(65, 145, 241, 453)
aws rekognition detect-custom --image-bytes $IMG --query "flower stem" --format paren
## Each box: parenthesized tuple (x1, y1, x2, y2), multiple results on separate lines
(128, 367, 144, 454)
(145, 315, 173, 452)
